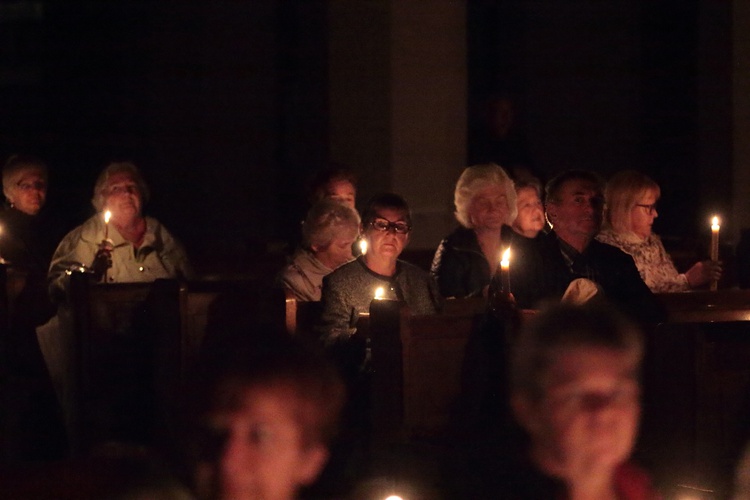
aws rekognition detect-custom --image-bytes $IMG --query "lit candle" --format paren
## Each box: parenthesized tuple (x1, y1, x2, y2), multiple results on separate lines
(500, 247, 511, 293)
(104, 210, 112, 240)
(374, 286, 384, 300)
(359, 239, 367, 256)
(710, 216, 720, 291)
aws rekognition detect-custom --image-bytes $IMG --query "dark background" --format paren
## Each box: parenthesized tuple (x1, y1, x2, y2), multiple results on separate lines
(0, 1, 732, 274)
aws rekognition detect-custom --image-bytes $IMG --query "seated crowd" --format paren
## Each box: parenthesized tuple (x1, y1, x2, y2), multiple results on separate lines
(0, 155, 740, 499)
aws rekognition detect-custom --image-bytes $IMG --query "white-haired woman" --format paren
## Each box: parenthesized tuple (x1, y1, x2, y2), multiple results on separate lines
(596, 169, 721, 292)
(431, 163, 517, 298)
(278, 199, 360, 301)
(48, 161, 192, 300)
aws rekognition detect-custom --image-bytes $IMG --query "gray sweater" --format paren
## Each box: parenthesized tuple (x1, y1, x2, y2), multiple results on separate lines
(318, 257, 441, 343)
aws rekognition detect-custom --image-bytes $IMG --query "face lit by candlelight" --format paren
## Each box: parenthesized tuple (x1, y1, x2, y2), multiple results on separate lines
(363, 208, 410, 262)
(104, 172, 142, 224)
(9, 170, 47, 216)
(630, 190, 659, 240)
(546, 179, 604, 244)
(513, 186, 545, 238)
(311, 230, 357, 270)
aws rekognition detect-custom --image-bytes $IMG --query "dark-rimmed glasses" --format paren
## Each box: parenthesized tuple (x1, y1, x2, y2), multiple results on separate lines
(635, 203, 657, 215)
(369, 218, 411, 234)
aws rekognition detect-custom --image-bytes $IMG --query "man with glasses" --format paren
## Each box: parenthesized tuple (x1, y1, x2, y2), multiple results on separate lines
(317, 193, 441, 347)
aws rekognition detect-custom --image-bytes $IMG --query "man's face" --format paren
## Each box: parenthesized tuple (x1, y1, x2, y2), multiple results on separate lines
(546, 179, 603, 243)
(363, 208, 410, 262)
(513, 186, 545, 237)
(196, 385, 328, 500)
(514, 346, 640, 481)
(104, 172, 142, 222)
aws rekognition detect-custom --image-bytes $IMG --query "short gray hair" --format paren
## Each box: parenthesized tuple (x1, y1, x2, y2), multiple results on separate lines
(302, 199, 360, 250)
(91, 161, 150, 212)
(454, 163, 517, 228)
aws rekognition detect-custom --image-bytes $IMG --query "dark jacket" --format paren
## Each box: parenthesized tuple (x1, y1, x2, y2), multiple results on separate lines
(511, 231, 664, 324)
(431, 225, 517, 299)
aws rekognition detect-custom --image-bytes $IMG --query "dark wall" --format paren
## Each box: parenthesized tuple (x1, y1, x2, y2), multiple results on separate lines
(0, 1, 329, 274)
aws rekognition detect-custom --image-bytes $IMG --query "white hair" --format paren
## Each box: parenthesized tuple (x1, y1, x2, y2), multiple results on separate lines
(454, 163, 517, 228)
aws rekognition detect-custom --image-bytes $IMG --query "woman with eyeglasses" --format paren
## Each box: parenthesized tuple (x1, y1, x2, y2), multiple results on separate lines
(318, 193, 441, 344)
(431, 163, 518, 298)
(596, 169, 721, 292)
(48, 161, 192, 300)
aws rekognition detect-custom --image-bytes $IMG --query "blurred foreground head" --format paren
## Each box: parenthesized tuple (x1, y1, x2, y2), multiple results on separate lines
(189, 328, 345, 500)
(510, 302, 644, 492)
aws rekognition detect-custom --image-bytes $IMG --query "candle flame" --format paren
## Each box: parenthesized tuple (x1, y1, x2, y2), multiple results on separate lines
(500, 247, 511, 267)
(374, 286, 384, 300)
(359, 239, 367, 255)
(711, 216, 719, 228)
(104, 210, 112, 224)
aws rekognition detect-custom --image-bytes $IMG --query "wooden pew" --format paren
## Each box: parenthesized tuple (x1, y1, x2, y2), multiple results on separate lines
(644, 290, 750, 497)
(368, 298, 525, 441)
(63, 275, 288, 454)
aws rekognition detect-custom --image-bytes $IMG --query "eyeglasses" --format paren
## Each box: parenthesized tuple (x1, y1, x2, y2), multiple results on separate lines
(17, 181, 46, 192)
(109, 184, 139, 195)
(635, 203, 658, 215)
(369, 218, 411, 234)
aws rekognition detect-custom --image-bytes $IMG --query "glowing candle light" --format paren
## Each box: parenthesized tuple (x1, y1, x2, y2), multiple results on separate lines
(500, 247, 511, 293)
(104, 210, 112, 240)
(710, 216, 720, 291)
(359, 239, 367, 256)
(374, 286, 385, 300)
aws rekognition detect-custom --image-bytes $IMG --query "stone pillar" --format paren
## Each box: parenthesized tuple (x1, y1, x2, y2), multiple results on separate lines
(328, 0, 467, 249)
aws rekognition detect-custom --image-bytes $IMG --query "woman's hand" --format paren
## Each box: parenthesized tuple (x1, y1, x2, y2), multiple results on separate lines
(91, 240, 114, 280)
(685, 259, 722, 288)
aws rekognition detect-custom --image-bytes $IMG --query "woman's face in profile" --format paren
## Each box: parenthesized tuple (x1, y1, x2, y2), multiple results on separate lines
(10, 170, 47, 216)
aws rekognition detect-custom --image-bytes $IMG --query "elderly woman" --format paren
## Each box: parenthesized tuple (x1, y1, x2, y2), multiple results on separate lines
(431, 163, 517, 298)
(318, 193, 441, 343)
(278, 199, 360, 301)
(0, 155, 58, 272)
(511, 177, 546, 239)
(48, 161, 192, 300)
(596, 170, 721, 293)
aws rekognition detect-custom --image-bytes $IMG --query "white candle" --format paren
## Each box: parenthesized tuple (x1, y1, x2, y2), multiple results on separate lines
(104, 210, 112, 240)
(500, 247, 511, 293)
(710, 216, 720, 261)
(710, 216, 720, 291)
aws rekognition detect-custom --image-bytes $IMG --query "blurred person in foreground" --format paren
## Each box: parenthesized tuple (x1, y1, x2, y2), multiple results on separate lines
(187, 329, 345, 500)
(277, 199, 360, 301)
(48, 161, 192, 300)
(500, 302, 659, 499)
(596, 170, 721, 293)
(431, 163, 517, 298)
